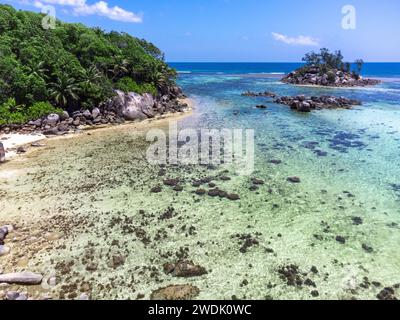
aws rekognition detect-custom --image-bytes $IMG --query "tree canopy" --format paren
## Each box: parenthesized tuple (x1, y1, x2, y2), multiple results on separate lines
(0, 4, 176, 120)
(302, 48, 363, 76)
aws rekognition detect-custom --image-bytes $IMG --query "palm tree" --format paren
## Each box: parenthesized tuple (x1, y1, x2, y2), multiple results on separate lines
(80, 65, 102, 85)
(26, 61, 49, 80)
(48, 75, 80, 109)
(152, 64, 176, 91)
(355, 59, 364, 78)
(108, 58, 129, 81)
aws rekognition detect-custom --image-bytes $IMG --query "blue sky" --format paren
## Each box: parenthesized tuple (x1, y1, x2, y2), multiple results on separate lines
(4, 0, 400, 62)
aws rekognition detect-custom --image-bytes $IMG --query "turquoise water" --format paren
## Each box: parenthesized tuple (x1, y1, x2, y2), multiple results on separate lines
(169, 62, 400, 78)
(1, 63, 400, 300)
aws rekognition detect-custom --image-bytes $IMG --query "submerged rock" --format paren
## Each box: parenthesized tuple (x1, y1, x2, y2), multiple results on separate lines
(163, 261, 207, 278)
(287, 176, 301, 183)
(242, 91, 277, 98)
(227, 193, 240, 201)
(278, 264, 303, 287)
(195, 189, 206, 196)
(335, 236, 346, 244)
(151, 186, 162, 193)
(352, 217, 363, 225)
(362, 244, 374, 253)
(163, 178, 180, 187)
(377, 287, 397, 300)
(150, 285, 200, 300)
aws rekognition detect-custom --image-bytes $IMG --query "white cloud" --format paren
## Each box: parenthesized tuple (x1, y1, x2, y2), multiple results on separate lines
(272, 32, 319, 46)
(11, 0, 143, 23)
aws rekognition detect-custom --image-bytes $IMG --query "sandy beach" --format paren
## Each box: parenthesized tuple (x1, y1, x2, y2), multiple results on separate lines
(0, 97, 195, 164)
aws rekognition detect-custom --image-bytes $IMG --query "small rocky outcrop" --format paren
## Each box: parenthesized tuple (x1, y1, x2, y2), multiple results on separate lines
(0, 88, 189, 135)
(150, 285, 200, 300)
(241, 91, 277, 98)
(282, 66, 381, 87)
(274, 95, 362, 112)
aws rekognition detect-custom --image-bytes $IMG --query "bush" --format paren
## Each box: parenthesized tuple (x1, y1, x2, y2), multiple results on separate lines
(0, 99, 61, 125)
(138, 83, 158, 96)
(0, 98, 25, 125)
(116, 77, 157, 96)
(115, 77, 141, 93)
(327, 71, 336, 83)
(26, 102, 62, 120)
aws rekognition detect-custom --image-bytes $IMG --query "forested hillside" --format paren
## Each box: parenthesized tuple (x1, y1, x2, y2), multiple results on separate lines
(0, 4, 176, 124)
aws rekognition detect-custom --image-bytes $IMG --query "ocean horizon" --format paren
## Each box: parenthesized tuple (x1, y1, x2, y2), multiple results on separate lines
(169, 62, 400, 78)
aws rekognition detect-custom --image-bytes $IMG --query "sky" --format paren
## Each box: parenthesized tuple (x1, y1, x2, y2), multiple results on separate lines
(3, 0, 400, 62)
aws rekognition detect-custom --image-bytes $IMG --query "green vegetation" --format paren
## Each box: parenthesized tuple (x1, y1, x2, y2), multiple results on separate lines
(0, 99, 62, 125)
(301, 48, 364, 78)
(115, 77, 157, 96)
(0, 4, 176, 124)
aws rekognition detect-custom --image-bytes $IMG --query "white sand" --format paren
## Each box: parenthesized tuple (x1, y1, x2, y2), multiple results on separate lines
(0, 133, 46, 160)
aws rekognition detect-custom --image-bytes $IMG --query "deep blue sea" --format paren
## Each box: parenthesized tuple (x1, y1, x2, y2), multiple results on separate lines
(169, 62, 400, 78)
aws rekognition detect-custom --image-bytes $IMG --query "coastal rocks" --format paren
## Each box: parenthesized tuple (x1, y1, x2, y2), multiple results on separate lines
(274, 95, 362, 112)
(242, 91, 277, 98)
(0, 272, 43, 285)
(5, 291, 28, 301)
(163, 261, 207, 278)
(0, 142, 5, 163)
(282, 67, 381, 87)
(0, 225, 12, 245)
(0, 87, 189, 135)
(45, 113, 60, 126)
(150, 285, 200, 300)
(103, 90, 186, 122)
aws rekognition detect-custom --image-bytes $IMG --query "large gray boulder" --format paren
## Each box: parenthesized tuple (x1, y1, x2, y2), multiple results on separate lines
(46, 113, 60, 126)
(92, 107, 101, 119)
(106, 90, 156, 121)
(0, 272, 43, 285)
(0, 142, 5, 163)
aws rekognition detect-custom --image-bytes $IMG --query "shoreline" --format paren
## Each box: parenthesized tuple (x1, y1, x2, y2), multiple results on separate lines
(284, 82, 384, 89)
(0, 97, 195, 164)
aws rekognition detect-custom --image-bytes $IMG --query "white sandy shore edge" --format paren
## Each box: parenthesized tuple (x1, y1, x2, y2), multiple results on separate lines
(0, 97, 195, 163)
(0, 133, 46, 161)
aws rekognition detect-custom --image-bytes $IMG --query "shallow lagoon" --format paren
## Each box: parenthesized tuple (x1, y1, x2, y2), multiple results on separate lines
(1, 73, 400, 300)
